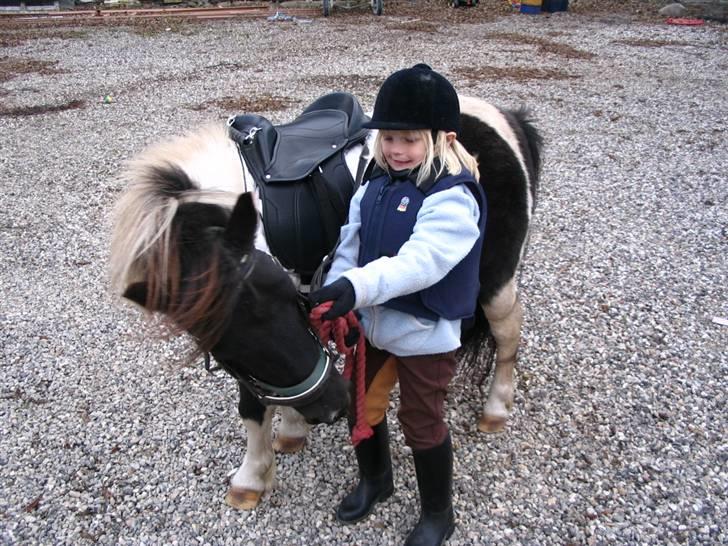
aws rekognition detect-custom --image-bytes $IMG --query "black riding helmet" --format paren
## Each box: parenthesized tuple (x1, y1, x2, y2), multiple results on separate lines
(363, 64, 461, 134)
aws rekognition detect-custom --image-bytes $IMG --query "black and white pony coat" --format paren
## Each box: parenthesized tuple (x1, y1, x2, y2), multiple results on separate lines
(110, 94, 541, 510)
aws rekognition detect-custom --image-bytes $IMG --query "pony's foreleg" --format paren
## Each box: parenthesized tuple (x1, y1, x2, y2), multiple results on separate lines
(273, 406, 310, 454)
(479, 277, 522, 433)
(225, 390, 276, 510)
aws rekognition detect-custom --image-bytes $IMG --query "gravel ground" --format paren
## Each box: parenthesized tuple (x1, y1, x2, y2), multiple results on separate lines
(1, 2, 726, 545)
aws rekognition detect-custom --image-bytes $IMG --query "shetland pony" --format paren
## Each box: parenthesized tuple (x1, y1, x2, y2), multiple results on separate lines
(109, 93, 541, 510)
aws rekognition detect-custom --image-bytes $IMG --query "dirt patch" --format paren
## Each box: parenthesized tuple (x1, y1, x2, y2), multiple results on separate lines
(565, 0, 665, 21)
(0, 57, 68, 83)
(487, 32, 596, 60)
(384, 0, 512, 22)
(122, 17, 202, 37)
(454, 65, 580, 82)
(0, 99, 86, 117)
(0, 15, 201, 39)
(302, 73, 383, 95)
(318, 0, 665, 23)
(119, 60, 253, 96)
(0, 28, 90, 48)
(384, 19, 441, 33)
(191, 94, 299, 113)
(611, 38, 697, 47)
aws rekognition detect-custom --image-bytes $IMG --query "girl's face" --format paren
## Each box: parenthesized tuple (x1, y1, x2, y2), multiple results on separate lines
(380, 130, 427, 171)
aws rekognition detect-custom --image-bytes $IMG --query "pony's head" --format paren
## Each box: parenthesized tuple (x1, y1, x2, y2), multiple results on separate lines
(113, 174, 348, 425)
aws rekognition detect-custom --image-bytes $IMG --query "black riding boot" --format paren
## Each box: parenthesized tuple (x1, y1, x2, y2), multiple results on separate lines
(404, 433, 455, 546)
(336, 419, 394, 523)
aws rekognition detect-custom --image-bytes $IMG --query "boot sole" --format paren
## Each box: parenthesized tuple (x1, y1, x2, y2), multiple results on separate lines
(335, 484, 394, 524)
(404, 517, 455, 545)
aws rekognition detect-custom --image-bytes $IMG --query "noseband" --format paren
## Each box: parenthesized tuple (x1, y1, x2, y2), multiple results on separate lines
(240, 334, 333, 406)
(204, 250, 335, 407)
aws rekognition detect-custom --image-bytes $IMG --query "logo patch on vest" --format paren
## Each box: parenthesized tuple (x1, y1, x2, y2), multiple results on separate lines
(397, 196, 410, 212)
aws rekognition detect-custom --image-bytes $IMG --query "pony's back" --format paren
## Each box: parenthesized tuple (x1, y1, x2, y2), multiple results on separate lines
(457, 96, 542, 304)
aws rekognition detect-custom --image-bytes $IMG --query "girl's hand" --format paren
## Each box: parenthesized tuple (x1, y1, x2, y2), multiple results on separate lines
(309, 278, 356, 320)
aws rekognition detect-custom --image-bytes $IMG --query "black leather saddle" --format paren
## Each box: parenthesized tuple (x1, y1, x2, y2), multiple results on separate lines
(228, 92, 370, 182)
(228, 92, 370, 281)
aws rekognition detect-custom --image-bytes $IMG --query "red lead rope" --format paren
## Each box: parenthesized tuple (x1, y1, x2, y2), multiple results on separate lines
(309, 302, 373, 447)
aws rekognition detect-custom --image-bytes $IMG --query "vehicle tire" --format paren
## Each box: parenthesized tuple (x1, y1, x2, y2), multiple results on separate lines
(323, 0, 331, 16)
(371, 0, 382, 15)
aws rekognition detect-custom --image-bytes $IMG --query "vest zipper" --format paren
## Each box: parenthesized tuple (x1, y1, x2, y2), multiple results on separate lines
(362, 178, 391, 263)
(371, 180, 392, 260)
(375, 181, 387, 203)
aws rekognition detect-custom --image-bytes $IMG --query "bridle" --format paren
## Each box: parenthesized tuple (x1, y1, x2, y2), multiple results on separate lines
(203, 249, 335, 407)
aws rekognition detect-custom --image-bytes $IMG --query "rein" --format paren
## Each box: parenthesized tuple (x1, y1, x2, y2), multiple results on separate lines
(309, 303, 373, 447)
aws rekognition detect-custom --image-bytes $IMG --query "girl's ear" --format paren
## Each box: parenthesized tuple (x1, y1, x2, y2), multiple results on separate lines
(444, 131, 457, 145)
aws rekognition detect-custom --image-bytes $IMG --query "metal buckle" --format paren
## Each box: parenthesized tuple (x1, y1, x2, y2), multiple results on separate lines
(243, 126, 261, 144)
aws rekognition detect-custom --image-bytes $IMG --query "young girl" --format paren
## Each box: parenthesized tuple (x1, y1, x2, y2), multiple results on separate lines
(309, 64, 485, 546)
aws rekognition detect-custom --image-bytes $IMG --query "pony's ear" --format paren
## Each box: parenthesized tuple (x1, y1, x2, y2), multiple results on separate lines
(123, 282, 150, 309)
(224, 192, 258, 252)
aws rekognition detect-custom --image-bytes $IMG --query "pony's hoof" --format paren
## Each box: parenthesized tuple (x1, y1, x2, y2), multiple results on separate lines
(273, 435, 306, 453)
(225, 487, 263, 510)
(478, 414, 507, 433)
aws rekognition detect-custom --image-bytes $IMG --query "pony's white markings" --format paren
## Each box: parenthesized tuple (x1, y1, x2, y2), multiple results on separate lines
(459, 95, 533, 218)
(274, 406, 310, 453)
(228, 407, 276, 501)
(480, 278, 522, 432)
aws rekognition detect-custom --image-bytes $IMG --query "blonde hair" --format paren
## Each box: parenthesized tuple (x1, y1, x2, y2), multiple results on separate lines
(372, 129, 480, 186)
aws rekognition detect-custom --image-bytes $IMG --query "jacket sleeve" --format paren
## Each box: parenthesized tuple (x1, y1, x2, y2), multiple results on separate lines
(343, 184, 481, 309)
(324, 184, 366, 286)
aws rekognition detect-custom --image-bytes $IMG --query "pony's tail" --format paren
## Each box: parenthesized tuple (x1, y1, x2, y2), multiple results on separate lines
(109, 162, 197, 304)
(455, 305, 495, 390)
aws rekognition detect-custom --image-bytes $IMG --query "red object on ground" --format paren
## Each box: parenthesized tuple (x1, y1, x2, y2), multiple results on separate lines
(666, 17, 705, 25)
(310, 302, 373, 447)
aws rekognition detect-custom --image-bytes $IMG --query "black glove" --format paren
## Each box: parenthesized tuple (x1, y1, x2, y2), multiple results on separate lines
(309, 278, 356, 320)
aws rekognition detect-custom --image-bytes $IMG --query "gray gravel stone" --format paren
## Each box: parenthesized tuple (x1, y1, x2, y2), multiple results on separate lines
(0, 7, 726, 546)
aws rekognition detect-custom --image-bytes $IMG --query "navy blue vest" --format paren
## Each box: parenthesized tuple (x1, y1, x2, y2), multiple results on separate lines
(357, 167, 486, 321)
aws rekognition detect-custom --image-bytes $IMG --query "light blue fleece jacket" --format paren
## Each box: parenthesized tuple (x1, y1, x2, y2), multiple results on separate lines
(325, 180, 481, 356)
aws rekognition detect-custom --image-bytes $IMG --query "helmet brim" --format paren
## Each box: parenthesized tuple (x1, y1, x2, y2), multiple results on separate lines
(361, 120, 432, 131)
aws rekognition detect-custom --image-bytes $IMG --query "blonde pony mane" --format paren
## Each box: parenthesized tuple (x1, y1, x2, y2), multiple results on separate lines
(109, 123, 244, 299)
